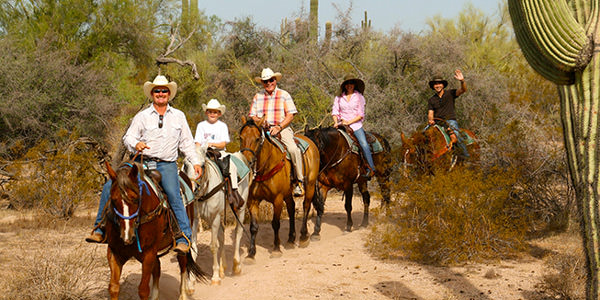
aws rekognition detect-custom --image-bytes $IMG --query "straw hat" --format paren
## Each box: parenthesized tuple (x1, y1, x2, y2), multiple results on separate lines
(254, 68, 282, 84)
(428, 76, 448, 90)
(143, 75, 177, 101)
(202, 99, 226, 114)
(339, 74, 365, 96)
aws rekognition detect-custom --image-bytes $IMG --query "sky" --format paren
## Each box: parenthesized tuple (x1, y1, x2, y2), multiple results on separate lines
(199, 0, 503, 33)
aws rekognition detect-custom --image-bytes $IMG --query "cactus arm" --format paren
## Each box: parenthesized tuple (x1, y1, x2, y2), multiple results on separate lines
(509, 1, 575, 84)
(523, 0, 590, 68)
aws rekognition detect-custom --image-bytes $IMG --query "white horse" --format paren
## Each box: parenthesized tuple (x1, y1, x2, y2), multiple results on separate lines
(183, 146, 251, 286)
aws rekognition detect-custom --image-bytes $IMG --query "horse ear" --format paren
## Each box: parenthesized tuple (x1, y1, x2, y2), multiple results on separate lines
(105, 161, 117, 181)
(241, 116, 246, 124)
(258, 116, 265, 127)
(401, 132, 408, 144)
(304, 124, 309, 133)
(128, 163, 139, 180)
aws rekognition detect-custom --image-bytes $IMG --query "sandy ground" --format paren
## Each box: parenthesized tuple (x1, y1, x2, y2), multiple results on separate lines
(78, 192, 547, 300)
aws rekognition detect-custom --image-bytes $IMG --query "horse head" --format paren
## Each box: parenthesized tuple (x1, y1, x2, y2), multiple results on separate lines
(400, 130, 434, 175)
(106, 161, 150, 245)
(239, 116, 266, 166)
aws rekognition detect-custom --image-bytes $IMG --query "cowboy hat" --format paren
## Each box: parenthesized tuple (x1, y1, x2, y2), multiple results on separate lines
(254, 68, 283, 84)
(339, 74, 365, 96)
(143, 75, 178, 101)
(428, 76, 448, 90)
(202, 98, 226, 114)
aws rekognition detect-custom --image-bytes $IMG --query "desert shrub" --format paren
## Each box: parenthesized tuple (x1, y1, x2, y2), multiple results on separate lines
(368, 166, 530, 265)
(6, 130, 105, 218)
(539, 251, 586, 300)
(0, 244, 104, 300)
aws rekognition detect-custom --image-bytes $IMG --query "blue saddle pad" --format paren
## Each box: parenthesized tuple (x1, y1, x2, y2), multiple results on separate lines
(230, 155, 250, 180)
(338, 129, 384, 154)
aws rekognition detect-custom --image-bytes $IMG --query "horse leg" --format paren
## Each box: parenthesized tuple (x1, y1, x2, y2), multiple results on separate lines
(271, 195, 284, 257)
(218, 220, 226, 280)
(244, 199, 260, 263)
(209, 211, 222, 285)
(107, 249, 124, 300)
(149, 257, 161, 300)
(376, 172, 391, 207)
(311, 185, 328, 241)
(232, 202, 246, 275)
(358, 181, 370, 227)
(139, 251, 158, 300)
(344, 188, 354, 232)
(284, 194, 297, 248)
(176, 255, 190, 300)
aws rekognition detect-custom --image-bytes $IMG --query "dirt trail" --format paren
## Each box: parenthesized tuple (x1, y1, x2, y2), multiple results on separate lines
(89, 194, 545, 300)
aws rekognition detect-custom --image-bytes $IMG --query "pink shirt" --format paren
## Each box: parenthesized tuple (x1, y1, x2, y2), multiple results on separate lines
(331, 91, 365, 131)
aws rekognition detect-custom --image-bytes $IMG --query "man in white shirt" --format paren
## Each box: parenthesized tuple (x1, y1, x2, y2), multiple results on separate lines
(86, 75, 202, 255)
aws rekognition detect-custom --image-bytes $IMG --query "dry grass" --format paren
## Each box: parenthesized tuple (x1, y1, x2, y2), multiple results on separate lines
(531, 224, 586, 300)
(0, 213, 106, 300)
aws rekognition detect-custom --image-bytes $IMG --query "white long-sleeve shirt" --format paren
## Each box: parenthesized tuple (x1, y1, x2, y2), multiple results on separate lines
(123, 104, 200, 165)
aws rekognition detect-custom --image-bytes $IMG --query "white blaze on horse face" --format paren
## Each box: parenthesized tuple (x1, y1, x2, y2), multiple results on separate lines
(123, 202, 132, 242)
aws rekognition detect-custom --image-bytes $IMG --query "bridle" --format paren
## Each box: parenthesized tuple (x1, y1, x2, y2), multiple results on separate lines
(239, 122, 286, 182)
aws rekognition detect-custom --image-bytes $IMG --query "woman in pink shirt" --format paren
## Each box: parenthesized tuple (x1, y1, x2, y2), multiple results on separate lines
(331, 75, 376, 178)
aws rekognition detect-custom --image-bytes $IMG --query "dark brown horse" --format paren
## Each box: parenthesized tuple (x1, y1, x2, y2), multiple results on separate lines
(104, 161, 207, 300)
(400, 123, 479, 175)
(239, 117, 321, 261)
(304, 126, 392, 232)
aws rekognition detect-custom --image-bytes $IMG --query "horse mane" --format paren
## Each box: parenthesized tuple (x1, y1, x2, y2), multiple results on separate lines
(115, 162, 143, 204)
(316, 127, 339, 147)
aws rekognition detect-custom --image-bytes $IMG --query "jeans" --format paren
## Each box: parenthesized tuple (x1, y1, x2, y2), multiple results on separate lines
(447, 119, 470, 158)
(354, 128, 376, 172)
(93, 161, 192, 245)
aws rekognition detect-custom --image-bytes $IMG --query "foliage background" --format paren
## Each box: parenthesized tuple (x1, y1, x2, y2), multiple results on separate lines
(0, 0, 571, 268)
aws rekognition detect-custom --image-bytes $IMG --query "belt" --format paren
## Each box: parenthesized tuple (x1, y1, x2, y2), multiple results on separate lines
(131, 155, 172, 163)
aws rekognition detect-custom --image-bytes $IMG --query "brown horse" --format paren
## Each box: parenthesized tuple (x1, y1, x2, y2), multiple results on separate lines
(304, 126, 392, 232)
(104, 161, 207, 300)
(239, 117, 321, 261)
(400, 123, 479, 175)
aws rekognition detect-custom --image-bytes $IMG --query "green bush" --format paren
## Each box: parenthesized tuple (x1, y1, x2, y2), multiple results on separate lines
(368, 166, 530, 265)
(6, 130, 105, 218)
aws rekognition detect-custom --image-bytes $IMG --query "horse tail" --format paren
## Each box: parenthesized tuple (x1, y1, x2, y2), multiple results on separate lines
(186, 252, 208, 283)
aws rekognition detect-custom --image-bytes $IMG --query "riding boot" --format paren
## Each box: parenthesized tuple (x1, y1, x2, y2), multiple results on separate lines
(225, 178, 245, 210)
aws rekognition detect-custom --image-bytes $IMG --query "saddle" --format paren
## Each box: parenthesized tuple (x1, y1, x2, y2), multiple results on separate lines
(205, 148, 245, 210)
(339, 125, 374, 177)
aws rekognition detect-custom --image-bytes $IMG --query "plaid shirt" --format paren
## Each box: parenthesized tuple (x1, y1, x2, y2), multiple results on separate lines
(249, 88, 297, 125)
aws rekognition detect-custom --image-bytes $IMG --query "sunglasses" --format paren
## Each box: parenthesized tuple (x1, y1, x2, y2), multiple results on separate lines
(153, 89, 169, 94)
(262, 78, 276, 84)
(158, 114, 164, 128)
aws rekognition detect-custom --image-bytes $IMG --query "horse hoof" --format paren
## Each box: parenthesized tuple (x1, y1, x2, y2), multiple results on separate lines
(211, 279, 221, 286)
(284, 242, 295, 250)
(299, 239, 310, 248)
(344, 227, 352, 233)
(233, 266, 242, 276)
(244, 257, 256, 265)
(270, 251, 283, 258)
(310, 234, 321, 241)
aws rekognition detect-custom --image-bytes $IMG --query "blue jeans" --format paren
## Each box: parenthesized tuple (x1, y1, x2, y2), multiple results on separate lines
(93, 161, 192, 245)
(447, 119, 470, 158)
(354, 128, 376, 172)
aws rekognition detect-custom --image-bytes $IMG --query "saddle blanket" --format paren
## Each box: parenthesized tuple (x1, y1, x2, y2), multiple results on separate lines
(338, 129, 385, 154)
(431, 124, 475, 146)
(269, 136, 311, 160)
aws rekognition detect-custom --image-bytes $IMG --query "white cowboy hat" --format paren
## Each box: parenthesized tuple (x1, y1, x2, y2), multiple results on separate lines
(202, 98, 226, 114)
(143, 75, 178, 101)
(254, 68, 282, 84)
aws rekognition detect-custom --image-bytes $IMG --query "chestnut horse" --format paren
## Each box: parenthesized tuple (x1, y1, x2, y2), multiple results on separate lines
(304, 126, 392, 232)
(239, 117, 322, 261)
(104, 161, 207, 300)
(400, 123, 479, 175)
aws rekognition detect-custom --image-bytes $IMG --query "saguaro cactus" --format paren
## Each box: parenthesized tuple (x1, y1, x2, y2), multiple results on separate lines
(324, 21, 332, 48)
(508, 0, 599, 298)
(361, 10, 371, 30)
(310, 0, 318, 42)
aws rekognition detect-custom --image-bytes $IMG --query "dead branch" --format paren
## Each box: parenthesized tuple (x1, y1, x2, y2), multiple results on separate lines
(156, 22, 200, 80)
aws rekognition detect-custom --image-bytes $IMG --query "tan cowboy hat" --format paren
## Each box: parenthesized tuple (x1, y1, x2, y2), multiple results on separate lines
(339, 74, 365, 96)
(428, 76, 448, 90)
(143, 75, 178, 101)
(254, 68, 283, 84)
(202, 98, 226, 114)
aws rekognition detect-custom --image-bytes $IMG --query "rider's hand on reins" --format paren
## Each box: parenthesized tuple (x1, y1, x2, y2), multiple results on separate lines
(135, 142, 150, 151)
(269, 124, 282, 136)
